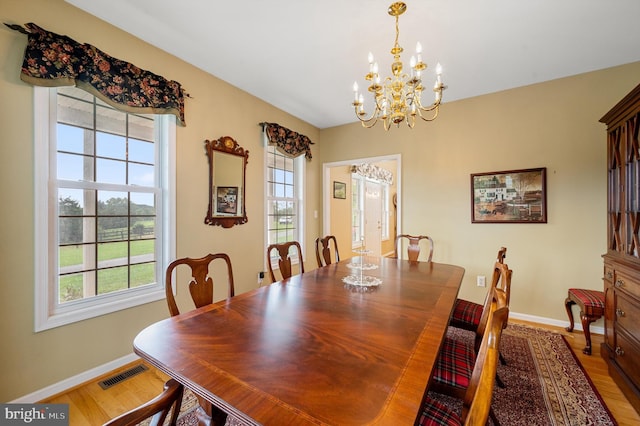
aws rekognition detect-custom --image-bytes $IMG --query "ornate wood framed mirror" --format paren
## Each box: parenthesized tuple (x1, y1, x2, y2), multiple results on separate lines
(204, 136, 249, 228)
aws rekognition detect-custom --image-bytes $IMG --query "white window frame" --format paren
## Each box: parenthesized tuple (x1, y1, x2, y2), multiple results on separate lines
(381, 183, 390, 241)
(264, 142, 305, 269)
(33, 87, 176, 332)
(351, 174, 364, 249)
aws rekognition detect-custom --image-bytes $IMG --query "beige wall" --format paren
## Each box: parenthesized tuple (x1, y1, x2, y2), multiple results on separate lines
(320, 62, 640, 324)
(2, 0, 640, 403)
(329, 166, 353, 260)
(0, 0, 321, 401)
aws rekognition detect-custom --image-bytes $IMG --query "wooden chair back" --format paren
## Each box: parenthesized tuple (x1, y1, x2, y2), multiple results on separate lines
(461, 306, 510, 424)
(165, 253, 235, 317)
(103, 379, 183, 426)
(394, 234, 434, 262)
(315, 235, 340, 267)
(489, 260, 512, 305)
(267, 241, 304, 282)
(474, 266, 511, 352)
(496, 246, 507, 264)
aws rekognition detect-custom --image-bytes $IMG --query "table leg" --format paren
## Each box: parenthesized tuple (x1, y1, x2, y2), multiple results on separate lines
(195, 395, 228, 426)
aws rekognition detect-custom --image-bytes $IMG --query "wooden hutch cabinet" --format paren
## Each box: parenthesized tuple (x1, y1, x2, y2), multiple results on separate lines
(600, 82, 640, 414)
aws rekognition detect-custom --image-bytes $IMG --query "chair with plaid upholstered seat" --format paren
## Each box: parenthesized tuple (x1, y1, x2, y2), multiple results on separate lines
(564, 288, 605, 355)
(418, 306, 510, 426)
(449, 247, 507, 332)
(428, 284, 509, 425)
(431, 285, 509, 396)
(450, 248, 511, 367)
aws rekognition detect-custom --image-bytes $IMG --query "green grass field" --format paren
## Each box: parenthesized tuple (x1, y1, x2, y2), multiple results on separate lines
(59, 239, 156, 302)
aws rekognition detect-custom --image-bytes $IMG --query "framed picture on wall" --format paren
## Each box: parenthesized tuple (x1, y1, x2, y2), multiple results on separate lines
(216, 186, 238, 215)
(333, 181, 346, 199)
(471, 167, 547, 223)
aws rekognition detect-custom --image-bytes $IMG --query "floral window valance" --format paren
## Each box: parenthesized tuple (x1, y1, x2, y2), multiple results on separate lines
(351, 163, 394, 185)
(8, 23, 187, 126)
(260, 122, 314, 160)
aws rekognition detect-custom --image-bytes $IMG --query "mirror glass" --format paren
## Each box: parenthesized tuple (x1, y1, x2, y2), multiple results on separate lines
(204, 136, 248, 228)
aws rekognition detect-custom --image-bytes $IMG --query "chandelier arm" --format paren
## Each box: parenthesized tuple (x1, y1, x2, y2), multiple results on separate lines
(416, 107, 440, 122)
(354, 105, 381, 128)
(416, 102, 440, 113)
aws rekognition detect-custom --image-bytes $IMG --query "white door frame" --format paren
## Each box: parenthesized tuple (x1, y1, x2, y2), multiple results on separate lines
(322, 154, 401, 243)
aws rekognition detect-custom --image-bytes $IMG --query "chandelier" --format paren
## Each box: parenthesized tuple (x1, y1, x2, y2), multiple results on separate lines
(352, 2, 446, 130)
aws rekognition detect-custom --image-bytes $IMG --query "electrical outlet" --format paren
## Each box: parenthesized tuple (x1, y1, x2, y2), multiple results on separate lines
(477, 275, 486, 287)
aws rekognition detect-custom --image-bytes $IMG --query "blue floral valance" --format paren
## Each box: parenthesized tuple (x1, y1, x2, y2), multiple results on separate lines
(261, 122, 314, 160)
(10, 23, 187, 126)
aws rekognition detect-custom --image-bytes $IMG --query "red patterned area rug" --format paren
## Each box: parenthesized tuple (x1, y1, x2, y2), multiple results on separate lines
(429, 323, 617, 426)
(168, 324, 617, 426)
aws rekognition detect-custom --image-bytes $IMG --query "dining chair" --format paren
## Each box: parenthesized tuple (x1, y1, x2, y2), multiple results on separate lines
(267, 241, 304, 282)
(394, 234, 434, 262)
(429, 285, 509, 424)
(165, 253, 235, 317)
(450, 247, 508, 332)
(450, 249, 511, 366)
(418, 306, 510, 426)
(315, 235, 340, 267)
(103, 379, 183, 426)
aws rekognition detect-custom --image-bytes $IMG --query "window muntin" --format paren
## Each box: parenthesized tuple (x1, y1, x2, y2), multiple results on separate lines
(35, 86, 175, 331)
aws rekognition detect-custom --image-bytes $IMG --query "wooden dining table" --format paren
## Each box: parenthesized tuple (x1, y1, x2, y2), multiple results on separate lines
(133, 256, 464, 425)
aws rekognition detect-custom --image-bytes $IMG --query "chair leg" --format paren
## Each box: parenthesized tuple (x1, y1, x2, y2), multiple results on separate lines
(564, 298, 576, 332)
(580, 313, 596, 355)
(495, 373, 505, 389)
(499, 351, 507, 365)
(489, 406, 501, 426)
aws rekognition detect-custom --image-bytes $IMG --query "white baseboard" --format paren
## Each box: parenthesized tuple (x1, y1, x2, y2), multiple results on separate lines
(11, 310, 605, 403)
(510, 311, 604, 336)
(10, 353, 139, 403)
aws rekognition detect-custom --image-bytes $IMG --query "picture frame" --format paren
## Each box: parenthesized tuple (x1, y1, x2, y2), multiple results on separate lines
(333, 181, 346, 199)
(471, 167, 547, 223)
(216, 186, 239, 215)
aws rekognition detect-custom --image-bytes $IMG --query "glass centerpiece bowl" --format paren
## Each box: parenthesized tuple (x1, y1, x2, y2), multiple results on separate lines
(342, 243, 381, 288)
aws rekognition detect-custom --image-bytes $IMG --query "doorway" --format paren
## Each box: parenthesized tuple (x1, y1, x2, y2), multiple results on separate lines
(364, 180, 382, 257)
(322, 155, 401, 259)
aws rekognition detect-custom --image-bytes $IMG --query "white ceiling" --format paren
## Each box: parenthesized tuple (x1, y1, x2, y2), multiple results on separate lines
(66, 0, 640, 129)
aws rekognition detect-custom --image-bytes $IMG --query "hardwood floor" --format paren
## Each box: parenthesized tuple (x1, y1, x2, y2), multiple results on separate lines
(41, 319, 640, 425)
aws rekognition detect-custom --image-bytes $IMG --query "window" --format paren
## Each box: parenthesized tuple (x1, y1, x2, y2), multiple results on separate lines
(34, 86, 175, 331)
(352, 175, 364, 247)
(265, 144, 304, 264)
(381, 184, 390, 240)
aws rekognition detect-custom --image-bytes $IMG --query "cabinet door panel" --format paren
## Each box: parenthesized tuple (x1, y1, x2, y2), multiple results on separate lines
(615, 329, 640, 390)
